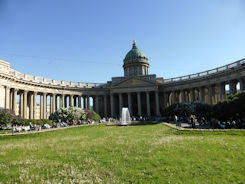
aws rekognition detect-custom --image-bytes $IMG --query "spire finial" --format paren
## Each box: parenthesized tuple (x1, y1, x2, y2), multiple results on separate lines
(132, 40, 137, 49)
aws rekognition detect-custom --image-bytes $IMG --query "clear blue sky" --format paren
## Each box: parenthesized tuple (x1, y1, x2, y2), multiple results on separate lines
(0, 0, 245, 83)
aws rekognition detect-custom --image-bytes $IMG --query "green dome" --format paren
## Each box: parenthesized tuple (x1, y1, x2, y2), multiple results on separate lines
(124, 41, 147, 60)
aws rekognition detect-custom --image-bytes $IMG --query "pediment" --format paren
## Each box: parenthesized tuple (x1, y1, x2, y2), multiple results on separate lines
(112, 77, 156, 88)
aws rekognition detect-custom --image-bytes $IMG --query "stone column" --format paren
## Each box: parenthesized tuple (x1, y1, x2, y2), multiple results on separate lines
(208, 85, 213, 105)
(218, 83, 224, 102)
(239, 79, 244, 91)
(64, 96, 67, 108)
(13, 89, 17, 115)
(110, 94, 114, 117)
(52, 94, 56, 112)
(55, 94, 59, 110)
(87, 96, 90, 110)
(43, 93, 47, 119)
(29, 92, 33, 119)
(96, 95, 99, 114)
(33, 92, 37, 119)
(92, 96, 96, 111)
(19, 92, 23, 117)
(23, 90, 27, 119)
(73, 96, 77, 107)
(181, 90, 185, 103)
(119, 93, 123, 116)
(104, 95, 107, 117)
(50, 95, 53, 113)
(137, 92, 142, 116)
(190, 89, 195, 102)
(200, 87, 205, 103)
(10, 90, 13, 110)
(127, 93, 132, 115)
(40, 93, 43, 119)
(78, 95, 81, 108)
(155, 91, 160, 116)
(5, 86, 10, 109)
(229, 81, 237, 95)
(163, 93, 168, 108)
(172, 91, 176, 104)
(146, 91, 151, 116)
(69, 95, 74, 107)
(83, 96, 87, 109)
(59, 95, 63, 108)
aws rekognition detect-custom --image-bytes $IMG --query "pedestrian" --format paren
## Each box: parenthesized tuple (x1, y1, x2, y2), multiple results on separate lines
(174, 115, 178, 126)
(12, 124, 15, 135)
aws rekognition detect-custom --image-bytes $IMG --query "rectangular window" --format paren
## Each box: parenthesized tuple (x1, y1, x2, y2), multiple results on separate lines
(139, 67, 142, 75)
(129, 68, 133, 75)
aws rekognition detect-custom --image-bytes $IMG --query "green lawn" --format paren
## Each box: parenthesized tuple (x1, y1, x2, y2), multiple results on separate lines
(0, 124, 244, 184)
(0, 130, 11, 134)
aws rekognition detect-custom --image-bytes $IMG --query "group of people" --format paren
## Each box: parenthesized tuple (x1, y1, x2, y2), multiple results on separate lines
(174, 114, 197, 128)
(12, 122, 42, 135)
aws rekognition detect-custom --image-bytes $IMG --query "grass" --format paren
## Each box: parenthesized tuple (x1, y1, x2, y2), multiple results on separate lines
(0, 129, 11, 134)
(0, 124, 245, 183)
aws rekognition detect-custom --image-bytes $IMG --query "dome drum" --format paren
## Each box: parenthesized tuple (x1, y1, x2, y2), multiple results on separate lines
(123, 41, 149, 77)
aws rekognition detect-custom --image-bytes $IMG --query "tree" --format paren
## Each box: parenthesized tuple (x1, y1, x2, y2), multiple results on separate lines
(0, 108, 17, 127)
(49, 107, 101, 122)
(213, 91, 245, 123)
(163, 102, 212, 120)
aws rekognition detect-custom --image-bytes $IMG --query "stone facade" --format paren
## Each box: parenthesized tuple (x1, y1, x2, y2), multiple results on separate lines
(0, 42, 245, 119)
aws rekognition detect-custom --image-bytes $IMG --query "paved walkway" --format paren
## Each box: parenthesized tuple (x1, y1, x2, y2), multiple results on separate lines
(163, 122, 245, 131)
(0, 124, 98, 136)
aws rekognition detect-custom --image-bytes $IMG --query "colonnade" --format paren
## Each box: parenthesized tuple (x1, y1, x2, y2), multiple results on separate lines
(3, 88, 97, 119)
(2, 76, 245, 120)
(93, 91, 160, 118)
(164, 79, 245, 107)
(2, 78, 245, 120)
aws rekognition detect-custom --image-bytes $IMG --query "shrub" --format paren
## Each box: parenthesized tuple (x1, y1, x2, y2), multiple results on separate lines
(89, 110, 101, 121)
(163, 102, 212, 120)
(213, 91, 245, 123)
(49, 107, 101, 122)
(0, 108, 18, 126)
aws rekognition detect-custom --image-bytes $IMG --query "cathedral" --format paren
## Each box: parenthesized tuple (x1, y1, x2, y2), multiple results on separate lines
(0, 41, 244, 119)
